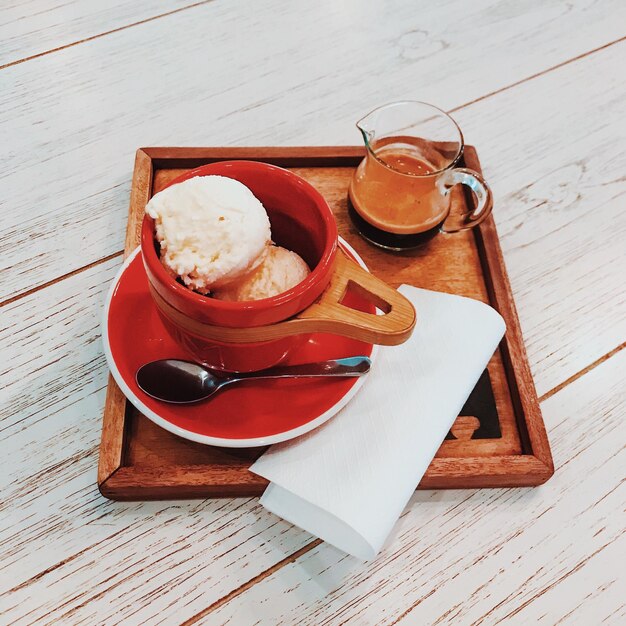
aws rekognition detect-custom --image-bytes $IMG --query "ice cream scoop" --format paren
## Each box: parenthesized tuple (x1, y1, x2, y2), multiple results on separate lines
(212, 245, 310, 301)
(145, 175, 271, 293)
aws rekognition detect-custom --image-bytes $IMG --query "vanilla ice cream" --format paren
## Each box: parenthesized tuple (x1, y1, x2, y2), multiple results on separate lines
(146, 175, 271, 293)
(213, 245, 310, 301)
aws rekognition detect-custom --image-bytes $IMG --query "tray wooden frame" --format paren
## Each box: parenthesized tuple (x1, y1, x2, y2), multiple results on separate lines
(98, 146, 554, 500)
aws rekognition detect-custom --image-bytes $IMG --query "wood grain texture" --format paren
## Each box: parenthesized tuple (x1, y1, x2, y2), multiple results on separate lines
(0, 0, 195, 67)
(100, 146, 543, 502)
(0, 259, 316, 625)
(198, 349, 626, 625)
(3, 0, 626, 301)
(452, 41, 626, 396)
(96, 377, 127, 485)
(125, 149, 153, 257)
(2, 0, 625, 622)
(463, 148, 550, 472)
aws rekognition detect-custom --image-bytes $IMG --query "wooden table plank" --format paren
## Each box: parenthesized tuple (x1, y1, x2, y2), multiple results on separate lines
(2, 0, 626, 301)
(195, 349, 626, 625)
(0, 0, 195, 67)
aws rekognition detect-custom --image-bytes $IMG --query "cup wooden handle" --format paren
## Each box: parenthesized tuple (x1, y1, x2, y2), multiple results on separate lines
(150, 250, 416, 345)
(293, 250, 416, 345)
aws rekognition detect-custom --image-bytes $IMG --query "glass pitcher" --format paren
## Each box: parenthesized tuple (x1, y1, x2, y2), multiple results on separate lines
(348, 101, 493, 250)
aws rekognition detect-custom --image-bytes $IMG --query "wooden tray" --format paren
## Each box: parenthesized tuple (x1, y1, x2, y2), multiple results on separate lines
(98, 146, 554, 500)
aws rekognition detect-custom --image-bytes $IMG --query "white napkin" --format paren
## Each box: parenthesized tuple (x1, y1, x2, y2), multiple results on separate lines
(250, 285, 505, 560)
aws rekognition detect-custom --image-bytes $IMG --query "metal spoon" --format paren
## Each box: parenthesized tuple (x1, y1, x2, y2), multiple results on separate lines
(136, 356, 371, 404)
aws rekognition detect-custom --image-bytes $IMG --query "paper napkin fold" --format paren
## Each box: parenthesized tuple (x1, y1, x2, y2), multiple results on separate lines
(250, 285, 505, 560)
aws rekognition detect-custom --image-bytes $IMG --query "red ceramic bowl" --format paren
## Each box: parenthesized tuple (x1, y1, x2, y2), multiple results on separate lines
(141, 161, 339, 372)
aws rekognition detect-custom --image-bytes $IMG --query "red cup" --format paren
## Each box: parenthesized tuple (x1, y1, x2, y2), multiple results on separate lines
(141, 161, 339, 372)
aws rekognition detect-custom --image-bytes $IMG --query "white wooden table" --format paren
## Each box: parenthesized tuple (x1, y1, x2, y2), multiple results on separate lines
(2, 1, 625, 624)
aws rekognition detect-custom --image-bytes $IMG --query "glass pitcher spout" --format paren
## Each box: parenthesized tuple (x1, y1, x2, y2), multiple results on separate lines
(356, 114, 375, 148)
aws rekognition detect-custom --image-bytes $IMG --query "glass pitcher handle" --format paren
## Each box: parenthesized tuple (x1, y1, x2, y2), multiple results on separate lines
(437, 167, 493, 233)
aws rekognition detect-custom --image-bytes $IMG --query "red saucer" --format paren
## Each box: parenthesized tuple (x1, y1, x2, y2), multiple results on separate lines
(102, 241, 376, 447)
